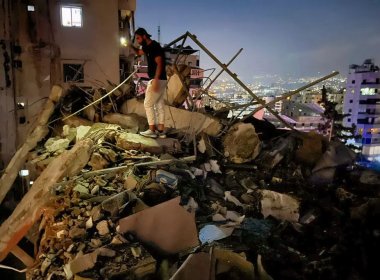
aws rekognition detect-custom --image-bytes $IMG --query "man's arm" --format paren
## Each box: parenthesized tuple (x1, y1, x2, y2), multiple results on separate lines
(131, 45, 144, 56)
(152, 55, 164, 92)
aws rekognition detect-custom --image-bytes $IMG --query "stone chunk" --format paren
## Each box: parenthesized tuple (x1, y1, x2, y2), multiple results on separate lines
(260, 190, 300, 222)
(96, 220, 109, 236)
(223, 123, 260, 163)
(88, 152, 109, 170)
(44, 138, 70, 153)
(69, 227, 86, 239)
(103, 113, 147, 133)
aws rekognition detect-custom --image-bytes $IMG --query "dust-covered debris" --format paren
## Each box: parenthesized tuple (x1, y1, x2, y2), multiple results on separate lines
(0, 68, 379, 280)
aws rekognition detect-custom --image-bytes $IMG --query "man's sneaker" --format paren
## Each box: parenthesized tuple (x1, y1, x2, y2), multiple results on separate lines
(156, 130, 167, 139)
(140, 129, 157, 138)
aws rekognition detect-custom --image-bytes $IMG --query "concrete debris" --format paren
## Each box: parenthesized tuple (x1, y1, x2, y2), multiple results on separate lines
(44, 138, 71, 153)
(0, 82, 378, 280)
(223, 123, 261, 163)
(166, 64, 192, 106)
(63, 247, 116, 278)
(121, 98, 223, 136)
(103, 113, 147, 133)
(96, 220, 110, 236)
(260, 190, 300, 222)
(88, 152, 109, 170)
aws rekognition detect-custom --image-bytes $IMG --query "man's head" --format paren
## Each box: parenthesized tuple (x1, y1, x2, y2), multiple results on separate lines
(134, 28, 151, 47)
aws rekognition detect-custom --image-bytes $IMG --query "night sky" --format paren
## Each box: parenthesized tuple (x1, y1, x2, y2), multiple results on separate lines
(135, 0, 380, 81)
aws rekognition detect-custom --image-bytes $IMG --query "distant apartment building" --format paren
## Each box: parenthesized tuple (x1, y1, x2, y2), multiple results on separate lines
(0, 0, 136, 166)
(262, 96, 283, 114)
(291, 88, 344, 112)
(275, 100, 324, 131)
(290, 90, 321, 104)
(343, 59, 380, 160)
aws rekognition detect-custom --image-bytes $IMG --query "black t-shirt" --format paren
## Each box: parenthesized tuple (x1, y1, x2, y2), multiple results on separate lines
(142, 40, 167, 80)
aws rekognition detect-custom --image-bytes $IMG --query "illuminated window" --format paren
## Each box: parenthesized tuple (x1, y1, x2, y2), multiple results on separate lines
(361, 88, 376, 95)
(27, 5, 35, 11)
(61, 6, 82, 27)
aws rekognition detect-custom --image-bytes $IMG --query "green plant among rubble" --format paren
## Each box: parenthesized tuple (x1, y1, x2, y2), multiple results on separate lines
(318, 86, 362, 153)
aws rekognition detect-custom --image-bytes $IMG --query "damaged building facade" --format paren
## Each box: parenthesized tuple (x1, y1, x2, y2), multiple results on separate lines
(0, 0, 136, 167)
(343, 59, 380, 160)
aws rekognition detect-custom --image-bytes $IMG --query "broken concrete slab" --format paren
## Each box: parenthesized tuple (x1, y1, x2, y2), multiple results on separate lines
(103, 113, 147, 133)
(0, 138, 93, 261)
(120, 98, 222, 136)
(63, 115, 93, 128)
(223, 122, 261, 163)
(101, 191, 130, 216)
(117, 197, 199, 254)
(166, 64, 192, 106)
(44, 138, 70, 153)
(260, 190, 300, 222)
(63, 247, 116, 278)
(115, 131, 181, 154)
(313, 141, 356, 171)
(88, 152, 109, 170)
(295, 131, 326, 166)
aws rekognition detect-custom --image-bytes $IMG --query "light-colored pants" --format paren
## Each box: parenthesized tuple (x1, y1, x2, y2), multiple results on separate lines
(144, 79, 167, 126)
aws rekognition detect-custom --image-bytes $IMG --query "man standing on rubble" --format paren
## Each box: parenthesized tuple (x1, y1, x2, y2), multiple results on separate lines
(131, 27, 167, 138)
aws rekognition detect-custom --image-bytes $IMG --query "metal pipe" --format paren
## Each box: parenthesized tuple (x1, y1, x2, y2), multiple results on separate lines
(165, 33, 188, 48)
(242, 71, 340, 121)
(204, 48, 243, 91)
(173, 33, 188, 66)
(187, 32, 295, 130)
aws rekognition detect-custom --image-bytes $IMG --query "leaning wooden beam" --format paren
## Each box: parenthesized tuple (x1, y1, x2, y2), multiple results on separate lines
(0, 138, 94, 262)
(0, 85, 65, 205)
(82, 155, 196, 178)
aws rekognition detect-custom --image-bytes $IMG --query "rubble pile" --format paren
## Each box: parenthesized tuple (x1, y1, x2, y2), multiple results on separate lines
(23, 123, 379, 279)
(1, 84, 379, 280)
